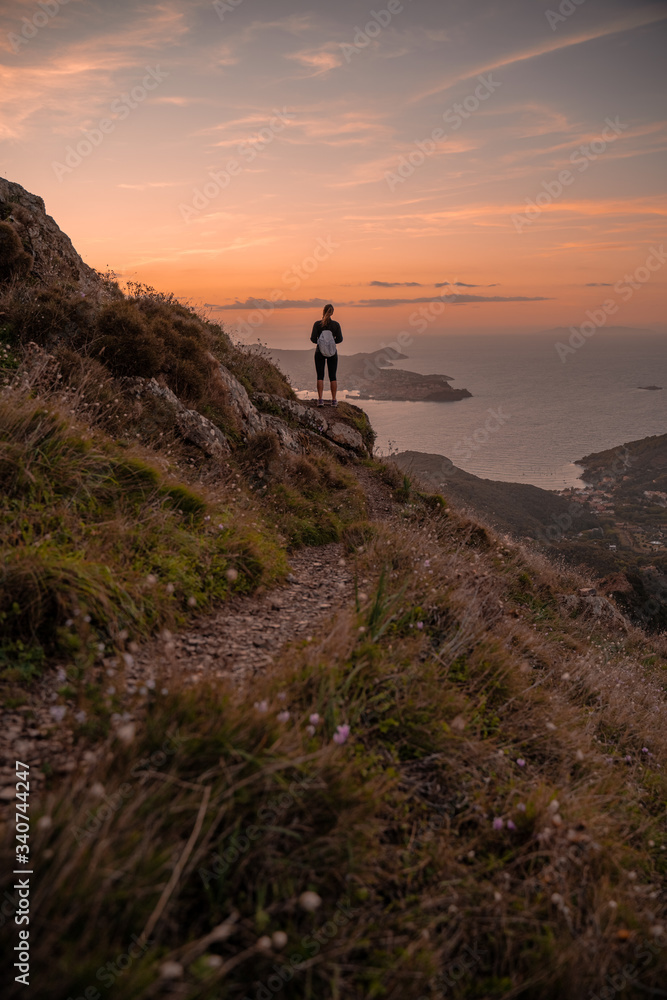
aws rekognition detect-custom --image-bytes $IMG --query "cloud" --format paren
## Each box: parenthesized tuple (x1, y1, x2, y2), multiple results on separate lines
(585, 282, 614, 286)
(410, 7, 667, 105)
(369, 280, 501, 288)
(208, 293, 550, 310)
(206, 298, 329, 311)
(435, 281, 500, 287)
(369, 281, 423, 287)
(351, 294, 550, 307)
(286, 47, 343, 76)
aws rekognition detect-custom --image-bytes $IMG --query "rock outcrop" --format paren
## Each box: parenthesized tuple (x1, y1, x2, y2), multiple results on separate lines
(0, 178, 105, 295)
(119, 378, 231, 458)
(256, 395, 368, 456)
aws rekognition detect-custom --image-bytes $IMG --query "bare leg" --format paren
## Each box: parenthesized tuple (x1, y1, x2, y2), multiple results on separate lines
(317, 379, 324, 401)
(330, 380, 337, 402)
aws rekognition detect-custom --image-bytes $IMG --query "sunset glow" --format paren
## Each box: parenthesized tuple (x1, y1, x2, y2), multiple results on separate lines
(1, 0, 665, 346)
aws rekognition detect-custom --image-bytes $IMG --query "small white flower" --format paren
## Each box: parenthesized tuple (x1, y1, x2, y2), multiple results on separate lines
(299, 891, 322, 912)
(49, 705, 66, 723)
(272, 931, 288, 950)
(159, 962, 183, 980)
(117, 723, 136, 745)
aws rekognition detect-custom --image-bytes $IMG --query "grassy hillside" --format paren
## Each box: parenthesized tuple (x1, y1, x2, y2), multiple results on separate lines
(0, 277, 666, 999)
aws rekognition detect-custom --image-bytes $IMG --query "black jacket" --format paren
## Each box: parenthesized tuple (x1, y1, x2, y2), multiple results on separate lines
(311, 319, 343, 350)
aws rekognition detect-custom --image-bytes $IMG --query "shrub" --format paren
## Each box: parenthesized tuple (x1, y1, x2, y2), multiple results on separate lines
(0, 221, 33, 283)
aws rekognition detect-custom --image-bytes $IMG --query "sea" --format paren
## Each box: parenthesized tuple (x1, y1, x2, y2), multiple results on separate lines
(296, 329, 667, 491)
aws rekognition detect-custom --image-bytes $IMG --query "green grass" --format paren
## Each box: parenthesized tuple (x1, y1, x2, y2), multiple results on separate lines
(0, 396, 288, 694)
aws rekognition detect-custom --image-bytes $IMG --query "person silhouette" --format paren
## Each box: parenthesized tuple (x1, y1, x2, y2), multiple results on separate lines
(310, 303, 343, 407)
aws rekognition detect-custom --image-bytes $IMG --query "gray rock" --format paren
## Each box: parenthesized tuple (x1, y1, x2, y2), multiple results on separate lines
(0, 178, 106, 296)
(215, 362, 266, 435)
(255, 394, 367, 456)
(119, 377, 231, 458)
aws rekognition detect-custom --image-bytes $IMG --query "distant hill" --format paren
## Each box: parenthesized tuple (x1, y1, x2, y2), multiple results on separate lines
(391, 450, 599, 540)
(579, 432, 667, 490)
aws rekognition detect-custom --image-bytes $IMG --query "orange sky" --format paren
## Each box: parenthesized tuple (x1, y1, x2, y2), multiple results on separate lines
(1, 0, 666, 347)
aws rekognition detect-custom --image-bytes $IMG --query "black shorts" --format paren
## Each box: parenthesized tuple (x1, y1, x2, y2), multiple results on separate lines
(315, 348, 338, 381)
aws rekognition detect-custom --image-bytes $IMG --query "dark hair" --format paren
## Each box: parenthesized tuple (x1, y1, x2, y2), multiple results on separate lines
(321, 304, 334, 328)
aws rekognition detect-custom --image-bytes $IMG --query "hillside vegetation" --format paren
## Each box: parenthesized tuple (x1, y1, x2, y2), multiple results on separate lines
(0, 184, 666, 999)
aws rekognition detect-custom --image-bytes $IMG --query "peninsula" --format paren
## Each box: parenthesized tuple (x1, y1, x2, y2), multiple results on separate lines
(269, 346, 472, 402)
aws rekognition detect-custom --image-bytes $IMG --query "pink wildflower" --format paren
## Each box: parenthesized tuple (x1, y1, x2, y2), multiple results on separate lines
(333, 724, 350, 745)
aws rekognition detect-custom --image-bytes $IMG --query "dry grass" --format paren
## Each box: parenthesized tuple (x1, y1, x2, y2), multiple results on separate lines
(2, 493, 666, 999)
(1, 277, 666, 997)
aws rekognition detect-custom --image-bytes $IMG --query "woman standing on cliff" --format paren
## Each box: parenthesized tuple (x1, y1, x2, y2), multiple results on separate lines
(311, 303, 343, 407)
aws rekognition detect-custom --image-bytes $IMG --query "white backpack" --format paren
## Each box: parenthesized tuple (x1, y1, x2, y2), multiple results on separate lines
(317, 326, 337, 357)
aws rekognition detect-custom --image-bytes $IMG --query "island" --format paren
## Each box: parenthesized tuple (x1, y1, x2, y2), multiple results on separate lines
(638, 385, 663, 390)
(268, 347, 472, 402)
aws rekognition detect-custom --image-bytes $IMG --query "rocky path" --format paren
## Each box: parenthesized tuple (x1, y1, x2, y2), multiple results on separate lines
(0, 464, 400, 804)
(128, 543, 358, 692)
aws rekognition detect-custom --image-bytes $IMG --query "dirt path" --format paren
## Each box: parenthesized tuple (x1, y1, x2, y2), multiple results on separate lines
(128, 543, 357, 692)
(0, 464, 399, 802)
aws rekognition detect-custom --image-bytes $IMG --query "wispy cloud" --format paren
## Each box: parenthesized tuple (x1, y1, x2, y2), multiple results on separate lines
(370, 280, 423, 287)
(286, 46, 343, 76)
(409, 7, 667, 104)
(208, 293, 550, 310)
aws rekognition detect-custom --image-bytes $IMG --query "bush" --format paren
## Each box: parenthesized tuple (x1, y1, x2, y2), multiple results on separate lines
(95, 300, 165, 379)
(0, 221, 33, 283)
